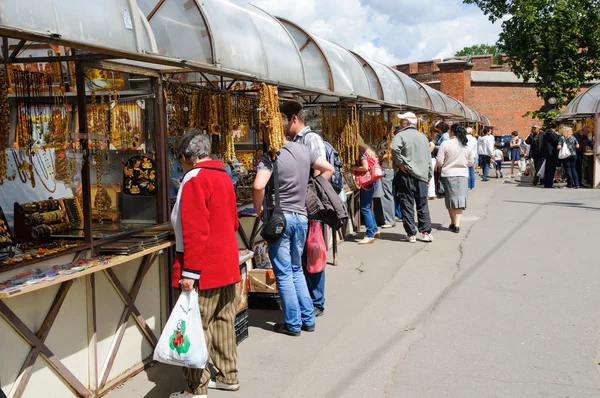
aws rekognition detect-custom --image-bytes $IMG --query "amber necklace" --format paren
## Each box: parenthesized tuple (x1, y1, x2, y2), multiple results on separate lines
(32, 157, 56, 193)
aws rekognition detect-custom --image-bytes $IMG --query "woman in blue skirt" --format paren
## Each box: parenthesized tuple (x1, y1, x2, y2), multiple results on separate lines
(509, 131, 523, 176)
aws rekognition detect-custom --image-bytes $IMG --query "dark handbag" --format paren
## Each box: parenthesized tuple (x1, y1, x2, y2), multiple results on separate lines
(260, 160, 287, 243)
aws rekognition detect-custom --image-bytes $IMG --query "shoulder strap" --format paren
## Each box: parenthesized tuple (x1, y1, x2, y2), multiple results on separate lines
(262, 158, 281, 222)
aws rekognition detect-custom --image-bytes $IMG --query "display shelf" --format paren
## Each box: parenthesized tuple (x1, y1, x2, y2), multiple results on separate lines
(0, 242, 91, 274)
(0, 241, 174, 299)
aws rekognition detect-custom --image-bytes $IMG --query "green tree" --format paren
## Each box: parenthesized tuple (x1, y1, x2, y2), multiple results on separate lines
(455, 44, 499, 61)
(464, 0, 600, 122)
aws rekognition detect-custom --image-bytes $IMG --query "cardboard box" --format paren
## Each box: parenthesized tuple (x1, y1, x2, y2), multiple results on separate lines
(248, 269, 278, 293)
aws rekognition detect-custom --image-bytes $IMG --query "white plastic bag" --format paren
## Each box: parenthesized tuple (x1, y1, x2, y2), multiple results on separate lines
(558, 142, 572, 160)
(153, 290, 208, 368)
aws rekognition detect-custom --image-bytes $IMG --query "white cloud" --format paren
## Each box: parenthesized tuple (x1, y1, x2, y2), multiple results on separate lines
(243, 0, 502, 65)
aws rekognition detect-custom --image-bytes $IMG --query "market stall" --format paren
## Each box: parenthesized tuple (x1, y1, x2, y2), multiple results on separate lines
(557, 83, 600, 188)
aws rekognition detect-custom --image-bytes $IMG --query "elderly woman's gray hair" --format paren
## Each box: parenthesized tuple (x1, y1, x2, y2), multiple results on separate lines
(176, 128, 211, 160)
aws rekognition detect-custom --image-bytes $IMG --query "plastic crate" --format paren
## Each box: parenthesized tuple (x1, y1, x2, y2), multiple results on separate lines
(235, 310, 249, 345)
(248, 292, 282, 310)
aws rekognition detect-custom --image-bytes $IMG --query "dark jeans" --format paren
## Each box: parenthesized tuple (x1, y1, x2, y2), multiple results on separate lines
(562, 155, 579, 187)
(395, 171, 432, 236)
(479, 155, 491, 180)
(532, 157, 544, 184)
(544, 155, 558, 188)
(576, 155, 583, 185)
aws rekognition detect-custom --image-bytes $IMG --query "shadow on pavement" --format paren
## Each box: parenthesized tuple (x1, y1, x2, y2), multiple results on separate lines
(503, 199, 600, 212)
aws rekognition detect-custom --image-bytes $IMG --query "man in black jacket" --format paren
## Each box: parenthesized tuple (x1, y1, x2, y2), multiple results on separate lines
(525, 125, 543, 184)
(542, 122, 560, 188)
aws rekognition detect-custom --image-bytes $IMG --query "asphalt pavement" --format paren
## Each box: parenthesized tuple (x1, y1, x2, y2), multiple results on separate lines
(110, 174, 600, 398)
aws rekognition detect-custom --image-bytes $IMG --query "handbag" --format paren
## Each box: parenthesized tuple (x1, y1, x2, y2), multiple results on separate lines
(260, 160, 287, 243)
(558, 139, 572, 160)
(355, 152, 384, 188)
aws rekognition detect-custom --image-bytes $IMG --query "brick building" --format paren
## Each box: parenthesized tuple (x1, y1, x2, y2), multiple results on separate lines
(395, 55, 591, 138)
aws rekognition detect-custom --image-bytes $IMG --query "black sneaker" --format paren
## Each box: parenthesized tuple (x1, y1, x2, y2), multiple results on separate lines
(302, 324, 315, 332)
(273, 323, 300, 337)
(313, 307, 324, 317)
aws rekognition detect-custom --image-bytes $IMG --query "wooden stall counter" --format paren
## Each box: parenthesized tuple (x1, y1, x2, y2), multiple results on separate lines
(0, 242, 174, 398)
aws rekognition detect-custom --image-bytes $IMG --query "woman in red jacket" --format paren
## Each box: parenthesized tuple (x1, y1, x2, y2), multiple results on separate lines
(170, 129, 241, 398)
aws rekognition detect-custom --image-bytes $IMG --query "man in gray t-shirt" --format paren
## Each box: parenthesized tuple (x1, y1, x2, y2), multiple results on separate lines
(253, 136, 332, 337)
(257, 142, 317, 215)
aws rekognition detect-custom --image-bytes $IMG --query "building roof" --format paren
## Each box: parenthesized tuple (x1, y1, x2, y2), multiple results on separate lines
(471, 71, 526, 84)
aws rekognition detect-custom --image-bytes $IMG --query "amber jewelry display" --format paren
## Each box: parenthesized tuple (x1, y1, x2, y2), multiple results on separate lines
(0, 69, 10, 185)
(60, 197, 84, 229)
(254, 82, 284, 158)
(123, 155, 157, 196)
(0, 206, 13, 247)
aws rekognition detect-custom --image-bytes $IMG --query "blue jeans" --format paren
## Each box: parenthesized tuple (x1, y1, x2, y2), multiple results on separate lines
(360, 182, 379, 238)
(468, 165, 475, 189)
(268, 214, 315, 332)
(562, 155, 579, 187)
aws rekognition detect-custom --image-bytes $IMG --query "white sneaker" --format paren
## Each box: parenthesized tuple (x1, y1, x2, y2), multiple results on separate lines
(420, 233, 433, 242)
(170, 391, 207, 398)
(208, 379, 240, 391)
(406, 235, 417, 243)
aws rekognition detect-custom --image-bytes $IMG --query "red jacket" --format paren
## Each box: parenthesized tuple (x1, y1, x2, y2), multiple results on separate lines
(171, 160, 240, 290)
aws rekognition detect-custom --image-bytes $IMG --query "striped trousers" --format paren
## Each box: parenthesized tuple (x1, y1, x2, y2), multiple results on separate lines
(183, 284, 238, 395)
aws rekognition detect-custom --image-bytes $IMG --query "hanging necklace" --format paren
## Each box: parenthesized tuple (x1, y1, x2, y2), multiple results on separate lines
(32, 158, 56, 193)
(34, 149, 50, 180)
(12, 150, 29, 183)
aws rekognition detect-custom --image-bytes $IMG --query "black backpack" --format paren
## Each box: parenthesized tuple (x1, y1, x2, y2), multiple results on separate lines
(305, 132, 344, 193)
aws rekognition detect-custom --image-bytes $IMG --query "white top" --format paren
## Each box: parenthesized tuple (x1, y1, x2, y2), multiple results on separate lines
(477, 135, 495, 156)
(493, 149, 504, 162)
(467, 134, 478, 158)
(436, 137, 474, 178)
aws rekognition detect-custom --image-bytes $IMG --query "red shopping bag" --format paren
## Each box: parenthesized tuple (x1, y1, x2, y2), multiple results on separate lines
(306, 221, 327, 274)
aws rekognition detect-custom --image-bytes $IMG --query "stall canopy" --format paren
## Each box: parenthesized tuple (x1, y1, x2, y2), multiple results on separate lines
(147, 0, 307, 89)
(558, 83, 600, 120)
(0, 0, 491, 123)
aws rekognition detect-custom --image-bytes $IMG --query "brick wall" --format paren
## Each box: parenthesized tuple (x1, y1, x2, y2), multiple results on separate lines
(468, 83, 543, 137)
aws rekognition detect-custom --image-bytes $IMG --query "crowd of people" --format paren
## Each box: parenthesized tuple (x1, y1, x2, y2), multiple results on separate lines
(166, 101, 596, 397)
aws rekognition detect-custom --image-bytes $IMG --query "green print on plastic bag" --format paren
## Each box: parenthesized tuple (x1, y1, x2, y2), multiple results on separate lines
(169, 319, 191, 354)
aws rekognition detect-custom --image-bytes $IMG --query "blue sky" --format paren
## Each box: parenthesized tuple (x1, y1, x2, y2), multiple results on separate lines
(243, 0, 502, 65)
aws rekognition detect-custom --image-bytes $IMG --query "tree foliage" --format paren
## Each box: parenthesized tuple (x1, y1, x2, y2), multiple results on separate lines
(463, 0, 600, 122)
(455, 44, 499, 60)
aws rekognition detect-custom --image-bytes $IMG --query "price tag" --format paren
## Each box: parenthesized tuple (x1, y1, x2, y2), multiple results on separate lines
(122, 8, 133, 30)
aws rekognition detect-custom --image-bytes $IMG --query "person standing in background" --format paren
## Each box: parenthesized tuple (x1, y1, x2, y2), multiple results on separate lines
(436, 124, 474, 233)
(355, 135, 381, 245)
(525, 125, 543, 185)
(434, 122, 450, 197)
(392, 112, 434, 243)
(574, 125, 594, 186)
(477, 127, 495, 182)
(557, 125, 580, 189)
(466, 127, 477, 190)
(376, 127, 399, 228)
(542, 122, 560, 188)
(509, 131, 523, 176)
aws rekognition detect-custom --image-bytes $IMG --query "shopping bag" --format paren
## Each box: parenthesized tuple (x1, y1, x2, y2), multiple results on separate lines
(306, 221, 327, 274)
(537, 160, 546, 179)
(558, 143, 572, 160)
(153, 290, 208, 368)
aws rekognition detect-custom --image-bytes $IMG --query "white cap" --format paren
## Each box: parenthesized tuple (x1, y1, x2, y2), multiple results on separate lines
(398, 112, 418, 124)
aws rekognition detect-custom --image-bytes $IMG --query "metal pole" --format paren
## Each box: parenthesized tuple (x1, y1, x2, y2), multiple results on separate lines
(75, 61, 94, 251)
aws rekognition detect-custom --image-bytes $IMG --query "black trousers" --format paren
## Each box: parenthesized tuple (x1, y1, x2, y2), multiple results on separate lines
(395, 171, 432, 235)
(544, 155, 558, 188)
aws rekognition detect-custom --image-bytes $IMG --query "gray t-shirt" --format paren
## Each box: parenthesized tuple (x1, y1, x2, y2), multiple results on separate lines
(257, 142, 317, 215)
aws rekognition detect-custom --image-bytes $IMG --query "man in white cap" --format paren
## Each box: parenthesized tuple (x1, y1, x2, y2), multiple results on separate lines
(391, 112, 434, 243)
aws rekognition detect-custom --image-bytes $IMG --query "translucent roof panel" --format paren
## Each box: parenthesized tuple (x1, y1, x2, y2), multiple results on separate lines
(444, 96, 467, 118)
(313, 35, 371, 98)
(1, 0, 152, 54)
(149, 0, 213, 63)
(421, 84, 448, 114)
(200, 1, 305, 87)
(560, 83, 600, 118)
(361, 57, 408, 105)
(392, 70, 428, 109)
(278, 19, 332, 91)
(350, 53, 384, 101)
(138, 0, 160, 16)
(413, 80, 433, 112)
